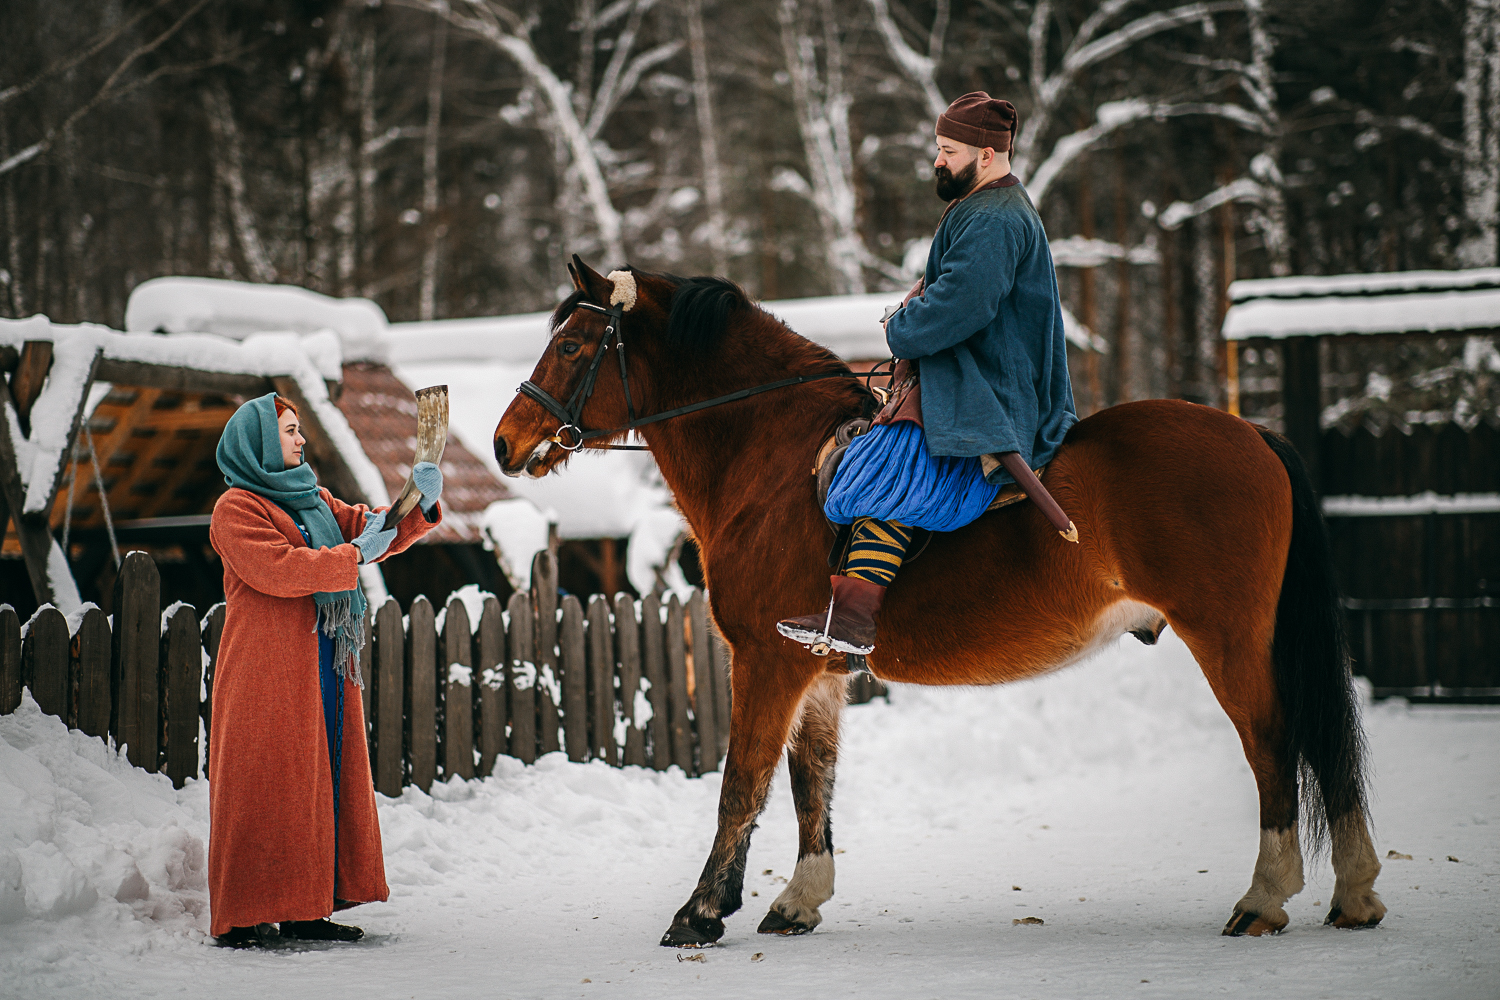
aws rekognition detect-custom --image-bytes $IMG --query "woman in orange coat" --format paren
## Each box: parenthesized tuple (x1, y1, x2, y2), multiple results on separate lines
(207, 392, 442, 947)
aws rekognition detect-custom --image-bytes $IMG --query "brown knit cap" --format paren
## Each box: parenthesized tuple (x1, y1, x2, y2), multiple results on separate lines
(936, 92, 1019, 153)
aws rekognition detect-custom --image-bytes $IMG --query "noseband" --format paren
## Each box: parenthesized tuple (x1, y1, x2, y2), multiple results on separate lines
(517, 299, 892, 453)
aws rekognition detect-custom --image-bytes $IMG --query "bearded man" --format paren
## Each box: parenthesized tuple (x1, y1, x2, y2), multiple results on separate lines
(778, 91, 1077, 656)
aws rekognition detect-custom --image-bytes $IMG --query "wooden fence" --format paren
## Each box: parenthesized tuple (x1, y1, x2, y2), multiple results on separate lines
(1321, 422, 1499, 699)
(0, 549, 886, 789)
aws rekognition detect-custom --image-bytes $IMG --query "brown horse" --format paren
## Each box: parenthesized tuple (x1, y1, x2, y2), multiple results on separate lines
(493, 258, 1386, 947)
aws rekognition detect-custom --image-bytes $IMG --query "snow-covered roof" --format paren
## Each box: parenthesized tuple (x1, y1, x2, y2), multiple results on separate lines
(1222, 268, 1500, 340)
(386, 291, 1107, 368)
(125, 276, 389, 362)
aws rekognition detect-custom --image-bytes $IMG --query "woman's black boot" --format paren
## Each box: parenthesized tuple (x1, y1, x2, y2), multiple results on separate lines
(215, 923, 281, 948)
(280, 918, 365, 942)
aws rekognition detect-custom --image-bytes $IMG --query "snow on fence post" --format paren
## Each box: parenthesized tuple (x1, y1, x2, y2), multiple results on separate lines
(531, 550, 561, 756)
(665, 594, 695, 775)
(162, 603, 202, 789)
(201, 605, 225, 772)
(112, 551, 160, 772)
(371, 597, 405, 796)
(586, 594, 617, 766)
(441, 597, 475, 781)
(74, 607, 111, 739)
(638, 593, 670, 772)
(406, 596, 437, 792)
(615, 593, 646, 768)
(506, 591, 537, 764)
(687, 591, 718, 773)
(0, 605, 20, 715)
(560, 595, 588, 762)
(23, 606, 69, 722)
(475, 595, 506, 777)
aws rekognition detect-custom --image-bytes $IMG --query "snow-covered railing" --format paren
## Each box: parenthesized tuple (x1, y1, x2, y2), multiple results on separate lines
(0, 549, 889, 791)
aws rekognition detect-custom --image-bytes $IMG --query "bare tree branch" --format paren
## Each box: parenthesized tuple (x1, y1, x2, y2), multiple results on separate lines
(0, 0, 180, 108)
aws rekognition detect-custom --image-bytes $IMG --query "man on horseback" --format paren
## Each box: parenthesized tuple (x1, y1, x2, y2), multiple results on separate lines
(778, 91, 1078, 657)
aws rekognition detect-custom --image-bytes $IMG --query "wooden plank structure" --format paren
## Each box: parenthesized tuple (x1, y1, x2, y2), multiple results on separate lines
(1224, 269, 1500, 699)
(0, 549, 887, 792)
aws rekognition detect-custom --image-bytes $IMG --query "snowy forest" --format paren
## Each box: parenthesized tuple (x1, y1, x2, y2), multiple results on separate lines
(1, 0, 1497, 416)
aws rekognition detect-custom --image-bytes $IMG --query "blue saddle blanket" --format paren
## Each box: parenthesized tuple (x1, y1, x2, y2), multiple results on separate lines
(822, 421, 999, 532)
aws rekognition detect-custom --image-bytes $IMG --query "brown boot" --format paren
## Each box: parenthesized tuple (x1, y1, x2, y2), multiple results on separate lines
(776, 575, 886, 655)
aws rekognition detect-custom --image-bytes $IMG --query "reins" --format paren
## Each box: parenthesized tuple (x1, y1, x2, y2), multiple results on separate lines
(517, 299, 893, 453)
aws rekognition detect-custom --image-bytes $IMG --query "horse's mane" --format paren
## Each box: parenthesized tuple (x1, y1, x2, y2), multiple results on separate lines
(550, 269, 865, 399)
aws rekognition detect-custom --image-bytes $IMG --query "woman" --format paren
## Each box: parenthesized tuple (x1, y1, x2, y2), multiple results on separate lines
(207, 392, 443, 947)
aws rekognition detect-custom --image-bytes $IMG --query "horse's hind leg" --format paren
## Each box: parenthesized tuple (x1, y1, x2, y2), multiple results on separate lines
(758, 672, 845, 935)
(1175, 623, 1305, 936)
(660, 649, 815, 947)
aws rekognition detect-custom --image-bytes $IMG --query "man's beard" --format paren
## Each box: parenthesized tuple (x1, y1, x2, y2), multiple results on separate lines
(934, 159, 978, 201)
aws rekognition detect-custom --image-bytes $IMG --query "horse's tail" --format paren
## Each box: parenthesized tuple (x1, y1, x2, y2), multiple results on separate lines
(1256, 427, 1369, 853)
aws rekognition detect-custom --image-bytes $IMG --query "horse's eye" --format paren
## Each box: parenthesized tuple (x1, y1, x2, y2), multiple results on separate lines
(560, 341, 580, 357)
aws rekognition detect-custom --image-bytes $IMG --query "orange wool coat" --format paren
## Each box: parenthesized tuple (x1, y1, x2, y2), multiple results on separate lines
(206, 487, 439, 936)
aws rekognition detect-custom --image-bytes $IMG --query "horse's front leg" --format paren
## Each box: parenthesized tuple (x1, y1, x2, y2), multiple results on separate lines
(758, 672, 845, 935)
(660, 648, 816, 947)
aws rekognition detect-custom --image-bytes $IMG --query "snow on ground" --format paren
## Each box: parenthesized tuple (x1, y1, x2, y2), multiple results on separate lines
(2, 631, 1496, 999)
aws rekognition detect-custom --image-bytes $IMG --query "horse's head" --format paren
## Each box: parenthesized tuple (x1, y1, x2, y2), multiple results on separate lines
(494, 255, 675, 478)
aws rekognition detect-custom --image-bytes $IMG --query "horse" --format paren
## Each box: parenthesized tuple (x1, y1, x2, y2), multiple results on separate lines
(492, 256, 1386, 947)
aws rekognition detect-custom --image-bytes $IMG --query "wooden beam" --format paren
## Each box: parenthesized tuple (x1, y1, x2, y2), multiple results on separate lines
(10, 340, 53, 434)
(94, 358, 274, 397)
(0, 370, 62, 605)
(1280, 336, 1322, 494)
(271, 376, 370, 506)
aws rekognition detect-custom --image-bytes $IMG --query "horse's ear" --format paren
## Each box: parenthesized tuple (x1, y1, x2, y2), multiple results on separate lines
(570, 254, 613, 302)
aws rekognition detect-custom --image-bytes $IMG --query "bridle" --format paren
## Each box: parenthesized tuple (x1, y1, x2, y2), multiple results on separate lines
(517, 298, 892, 453)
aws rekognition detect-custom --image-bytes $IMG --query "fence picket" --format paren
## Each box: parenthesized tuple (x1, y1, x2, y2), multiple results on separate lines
(24, 606, 69, 722)
(406, 596, 437, 792)
(688, 592, 717, 773)
(112, 551, 160, 771)
(665, 594, 694, 775)
(639, 593, 669, 771)
(475, 596, 505, 776)
(615, 594, 646, 767)
(532, 551, 561, 755)
(441, 598, 475, 781)
(200, 605, 224, 769)
(372, 598, 404, 796)
(560, 595, 588, 761)
(0, 605, 19, 715)
(506, 591, 537, 764)
(587, 594, 618, 766)
(161, 604, 201, 789)
(710, 628, 731, 765)
(75, 607, 110, 739)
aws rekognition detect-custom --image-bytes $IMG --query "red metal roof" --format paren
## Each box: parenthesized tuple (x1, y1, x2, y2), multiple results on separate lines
(336, 362, 512, 545)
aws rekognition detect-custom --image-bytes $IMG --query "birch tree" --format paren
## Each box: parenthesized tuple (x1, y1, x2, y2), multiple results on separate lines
(1458, 0, 1500, 267)
(396, 0, 683, 266)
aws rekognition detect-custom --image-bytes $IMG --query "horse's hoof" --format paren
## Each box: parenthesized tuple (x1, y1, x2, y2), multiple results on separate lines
(1221, 907, 1287, 936)
(757, 909, 815, 935)
(660, 913, 725, 948)
(1325, 904, 1384, 929)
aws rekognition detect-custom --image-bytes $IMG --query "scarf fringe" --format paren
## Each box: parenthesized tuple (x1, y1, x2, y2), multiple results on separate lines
(314, 595, 367, 689)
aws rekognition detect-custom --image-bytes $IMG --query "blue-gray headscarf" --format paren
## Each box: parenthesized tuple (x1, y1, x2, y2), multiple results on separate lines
(216, 392, 367, 678)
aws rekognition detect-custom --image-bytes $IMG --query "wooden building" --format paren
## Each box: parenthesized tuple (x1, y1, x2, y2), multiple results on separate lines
(1, 316, 522, 622)
(1223, 268, 1500, 700)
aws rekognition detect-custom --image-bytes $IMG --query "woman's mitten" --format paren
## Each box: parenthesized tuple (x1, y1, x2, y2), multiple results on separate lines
(352, 509, 398, 563)
(413, 461, 444, 513)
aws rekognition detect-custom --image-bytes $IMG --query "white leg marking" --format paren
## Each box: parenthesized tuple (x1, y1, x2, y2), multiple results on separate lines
(1232, 825, 1305, 931)
(770, 853, 835, 929)
(1328, 811, 1386, 927)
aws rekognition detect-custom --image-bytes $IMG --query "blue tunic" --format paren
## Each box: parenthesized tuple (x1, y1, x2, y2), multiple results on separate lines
(883, 181, 1077, 484)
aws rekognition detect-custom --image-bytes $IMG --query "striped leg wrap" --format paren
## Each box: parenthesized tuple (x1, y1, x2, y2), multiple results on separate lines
(843, 518, 913, 586)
